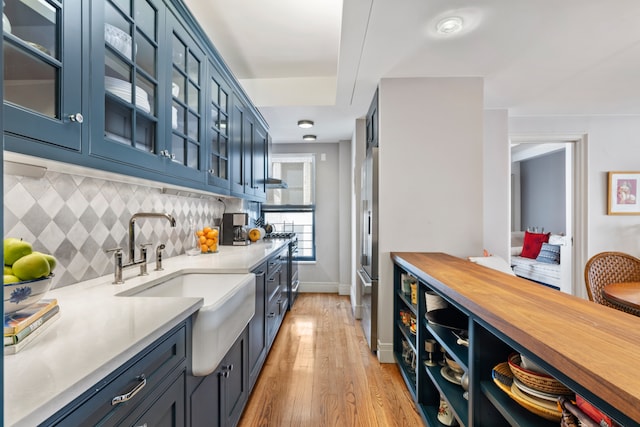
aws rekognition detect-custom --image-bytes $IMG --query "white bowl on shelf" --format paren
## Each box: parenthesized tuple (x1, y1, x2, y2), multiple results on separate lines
(105, 23, 132, 58)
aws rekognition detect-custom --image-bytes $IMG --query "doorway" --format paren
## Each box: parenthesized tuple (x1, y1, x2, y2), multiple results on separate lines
(509, 134, 588, 297)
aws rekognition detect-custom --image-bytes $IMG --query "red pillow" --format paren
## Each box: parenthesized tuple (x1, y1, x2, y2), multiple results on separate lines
(520, 231, 550, 259)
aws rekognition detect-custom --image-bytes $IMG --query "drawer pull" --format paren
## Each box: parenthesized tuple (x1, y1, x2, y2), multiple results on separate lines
(111, 374, 147, 406)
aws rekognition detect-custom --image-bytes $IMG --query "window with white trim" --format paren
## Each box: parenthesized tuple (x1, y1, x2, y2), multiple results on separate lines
(262, 154, 316, 261)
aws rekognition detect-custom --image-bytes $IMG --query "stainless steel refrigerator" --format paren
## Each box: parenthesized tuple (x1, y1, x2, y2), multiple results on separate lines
(357, 145, 378, 351)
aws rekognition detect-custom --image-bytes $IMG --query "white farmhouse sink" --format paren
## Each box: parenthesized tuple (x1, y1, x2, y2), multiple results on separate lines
(121, 273, 255, 376)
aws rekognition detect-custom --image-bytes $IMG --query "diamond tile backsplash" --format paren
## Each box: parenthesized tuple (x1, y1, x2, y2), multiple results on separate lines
(4, 170, 247, 289)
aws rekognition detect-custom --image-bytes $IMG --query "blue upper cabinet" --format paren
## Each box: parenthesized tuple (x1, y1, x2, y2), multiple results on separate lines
(229, 92, 267, 201)
(89, 0, 166, 172)
(206, 61, 231, 191)
(164, 11, 207, 184)
(252, 122, 267, 200)
(3, 0, 266, 200)
(229, 93, 246, 196)
(3, 0, 83, 152)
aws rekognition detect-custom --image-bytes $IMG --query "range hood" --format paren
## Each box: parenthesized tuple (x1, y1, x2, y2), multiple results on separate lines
(264, 177, 288, 189)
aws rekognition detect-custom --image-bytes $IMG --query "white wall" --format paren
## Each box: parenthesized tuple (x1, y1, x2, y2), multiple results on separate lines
(483, 110, 511, 260)
(351, 118, 366, 316)
(509, 116, 640, 260)
(376, 77, 484, 362)
(338, 139, 352, 295)
(271, 142, 350, 292)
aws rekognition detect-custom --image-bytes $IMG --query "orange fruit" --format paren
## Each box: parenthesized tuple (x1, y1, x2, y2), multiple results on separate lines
(200, 244, 208, 252)
(210, 236, 218, 244)
(206, 231, 216, 239)
(205, 239, 214, 247)
(211, 229, 218, 237)
(203, 226, 212, 234)
(196, 230, 204, 237)
(199, 235, 207, 244)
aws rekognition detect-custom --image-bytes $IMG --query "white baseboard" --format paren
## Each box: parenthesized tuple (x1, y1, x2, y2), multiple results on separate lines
(377, 340, 395, 364)
(338, 283, 351, 296)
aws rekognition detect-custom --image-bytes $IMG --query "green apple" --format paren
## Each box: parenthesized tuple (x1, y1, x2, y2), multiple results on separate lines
(4, 274, 20, 284)
(4, 238, 33, 266)
(33, 251, 57, 272)
(11, 253, 50, 281)
(4, 265, 12, 275)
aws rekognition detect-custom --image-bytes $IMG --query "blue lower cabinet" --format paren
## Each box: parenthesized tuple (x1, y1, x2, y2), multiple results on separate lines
(189, 327, 249, 427)
(123, 369, 186, 427)
(43, 322, 187, 426)
(248, 262, 268, 391)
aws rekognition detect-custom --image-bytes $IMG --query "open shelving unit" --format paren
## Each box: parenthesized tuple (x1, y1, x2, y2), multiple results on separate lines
(391, 252, 636, 427)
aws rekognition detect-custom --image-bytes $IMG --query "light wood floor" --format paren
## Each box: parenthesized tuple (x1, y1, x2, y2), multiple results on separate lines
(238, 293, 424, 427)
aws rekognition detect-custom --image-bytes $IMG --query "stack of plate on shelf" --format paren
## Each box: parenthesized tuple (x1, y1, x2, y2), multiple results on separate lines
(105, 23, 132, 58)
(105, 76, 151, 113)
(172, 106, 178, 129)
(491, 353, 575, 422)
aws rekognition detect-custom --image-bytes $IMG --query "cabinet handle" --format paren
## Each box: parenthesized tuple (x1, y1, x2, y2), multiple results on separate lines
(68, 113, 84, 123)
(267, 312, 275, 318)
(208, 169, 215, 175)
(159, 150, 176, 160)
(219, 364, 234, 378)
(111, 374, 146, 406)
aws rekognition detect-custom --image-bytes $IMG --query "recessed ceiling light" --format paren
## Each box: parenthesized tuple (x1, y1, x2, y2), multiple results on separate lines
(436, 16, 463, 35)
(298, 120, 314, 129)
(303, 135, 316, 141)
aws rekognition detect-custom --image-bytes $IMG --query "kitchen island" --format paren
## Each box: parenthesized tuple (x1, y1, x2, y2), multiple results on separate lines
(391, 252, 640, 426)
(4, 239, 290, 427)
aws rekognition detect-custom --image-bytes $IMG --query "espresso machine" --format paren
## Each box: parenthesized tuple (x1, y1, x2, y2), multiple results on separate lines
(222, 213, 249, 245)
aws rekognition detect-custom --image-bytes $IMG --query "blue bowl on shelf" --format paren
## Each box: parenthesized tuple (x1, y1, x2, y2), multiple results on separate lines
(4, 275, 54, 314)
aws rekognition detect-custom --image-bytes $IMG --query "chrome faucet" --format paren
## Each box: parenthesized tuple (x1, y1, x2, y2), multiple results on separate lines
(128, 212, 176, 263)
(105, 212, 176, 284)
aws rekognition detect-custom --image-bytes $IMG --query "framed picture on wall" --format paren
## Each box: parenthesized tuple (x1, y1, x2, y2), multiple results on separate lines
(608, 171, 640, 215)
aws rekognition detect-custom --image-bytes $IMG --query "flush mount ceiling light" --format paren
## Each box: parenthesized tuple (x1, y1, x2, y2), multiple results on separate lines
(297, 120, 314, 129)
(303, 135, 316, 141)
(436, 16, 464, 35)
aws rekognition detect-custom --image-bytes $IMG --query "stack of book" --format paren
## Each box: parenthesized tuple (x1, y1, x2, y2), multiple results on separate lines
(4, 298, 60, 354)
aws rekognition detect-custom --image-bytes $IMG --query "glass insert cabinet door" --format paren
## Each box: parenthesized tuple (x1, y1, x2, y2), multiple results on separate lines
(207, 62, 229, 188)
(168, 16, 204, 178)
(103, 0, 158, 156)
(3, 0, 82, 151)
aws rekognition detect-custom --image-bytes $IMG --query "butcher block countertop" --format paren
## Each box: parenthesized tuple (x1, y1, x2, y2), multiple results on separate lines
(391, 252, 640, 424)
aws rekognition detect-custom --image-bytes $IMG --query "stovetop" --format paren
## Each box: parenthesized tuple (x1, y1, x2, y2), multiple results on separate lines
(264, 232, 296, 239)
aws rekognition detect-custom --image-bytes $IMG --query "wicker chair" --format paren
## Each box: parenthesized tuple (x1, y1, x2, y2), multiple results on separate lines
(584, 251, 640, 316)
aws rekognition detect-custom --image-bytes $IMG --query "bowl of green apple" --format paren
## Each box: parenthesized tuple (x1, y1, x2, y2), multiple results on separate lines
(4, 238, 57, 314)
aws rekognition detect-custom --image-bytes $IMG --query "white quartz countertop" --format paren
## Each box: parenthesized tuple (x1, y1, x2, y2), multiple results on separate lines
(4, 239, 290, 427)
